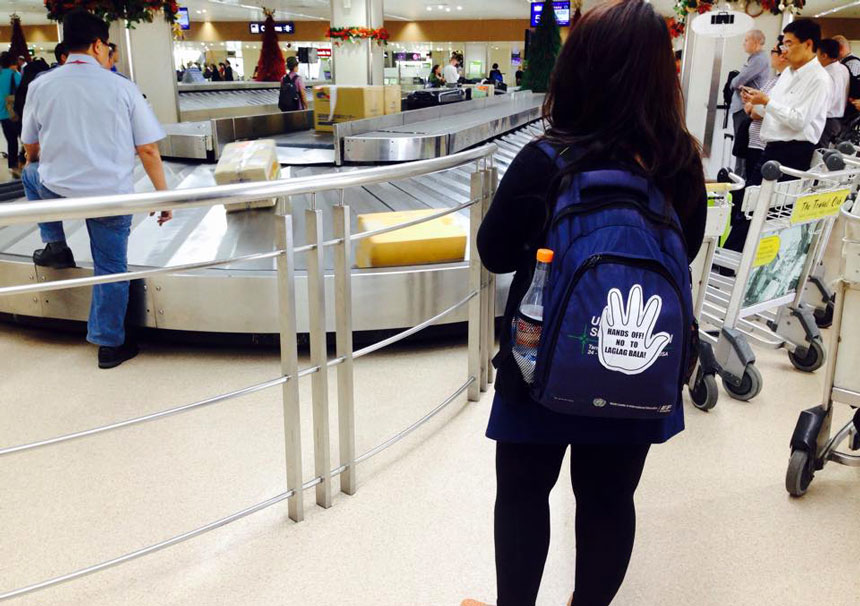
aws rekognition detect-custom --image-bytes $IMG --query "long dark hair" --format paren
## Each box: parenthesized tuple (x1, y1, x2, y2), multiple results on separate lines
(543, 0, 704, 222)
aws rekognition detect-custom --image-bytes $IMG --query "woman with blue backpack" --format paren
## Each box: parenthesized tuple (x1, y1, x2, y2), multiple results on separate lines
(464, 1, 707, 605)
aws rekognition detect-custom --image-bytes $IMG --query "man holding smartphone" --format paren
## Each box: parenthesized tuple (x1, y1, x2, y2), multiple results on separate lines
(729, 29, 769, 174)
(741, 19, 831, 182)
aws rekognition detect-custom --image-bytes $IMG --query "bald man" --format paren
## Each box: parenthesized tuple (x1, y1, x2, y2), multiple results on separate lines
(833, 35, 860, 121)
(730, 29, 769, 173)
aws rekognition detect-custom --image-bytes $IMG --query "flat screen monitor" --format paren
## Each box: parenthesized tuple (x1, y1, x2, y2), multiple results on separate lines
(177, 7, 190, 30)
(530, 1, 571, 27)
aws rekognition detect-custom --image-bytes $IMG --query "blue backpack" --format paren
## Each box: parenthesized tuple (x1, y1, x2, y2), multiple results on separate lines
(530, 143, 696, 420)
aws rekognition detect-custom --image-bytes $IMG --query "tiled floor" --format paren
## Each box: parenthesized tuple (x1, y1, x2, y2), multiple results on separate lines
(0, 322, 858, 606)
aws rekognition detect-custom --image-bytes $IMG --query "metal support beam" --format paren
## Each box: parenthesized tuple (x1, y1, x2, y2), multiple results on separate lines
(468, 171, 485, 401)
(275, 198, 304, 522)
(485, 167, 499, 386)
(333, 203, 357, 496)
(306, 208, 333, 509)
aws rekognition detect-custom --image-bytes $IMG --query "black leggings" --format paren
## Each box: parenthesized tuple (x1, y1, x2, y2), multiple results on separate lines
(495, 441, 650, 606)
(0, 119, 18, 170)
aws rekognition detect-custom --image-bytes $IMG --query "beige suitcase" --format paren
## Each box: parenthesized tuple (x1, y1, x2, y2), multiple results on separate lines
(214, 139, 282, 213)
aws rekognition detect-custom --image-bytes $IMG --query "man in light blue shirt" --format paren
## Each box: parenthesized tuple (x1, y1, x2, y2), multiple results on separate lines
(181, 62, 205, 83)
(21, 9, 172, 369)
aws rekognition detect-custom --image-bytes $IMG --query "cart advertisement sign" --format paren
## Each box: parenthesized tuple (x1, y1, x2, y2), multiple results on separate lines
(743, 223, 814, 309)
(791, 189, 850, 225)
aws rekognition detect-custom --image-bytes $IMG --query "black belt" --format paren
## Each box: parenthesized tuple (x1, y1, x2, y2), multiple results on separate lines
(765, 140, 816, 148)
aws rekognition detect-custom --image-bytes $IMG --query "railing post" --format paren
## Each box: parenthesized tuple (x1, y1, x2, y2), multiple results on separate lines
(484, 165, 498, 387)
(479, 168, 491, 393)
(306, 204, 333, 509)
(333, 202, 357, 496)
(274, 196, 304, 523)
(468, 170, 486, 401)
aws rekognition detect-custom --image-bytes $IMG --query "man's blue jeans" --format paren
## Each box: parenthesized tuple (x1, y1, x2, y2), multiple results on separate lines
(22, 163, 133, 347)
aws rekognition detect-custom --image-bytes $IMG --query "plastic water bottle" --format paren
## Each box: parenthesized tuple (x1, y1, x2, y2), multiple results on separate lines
(512, 248, 554, 384)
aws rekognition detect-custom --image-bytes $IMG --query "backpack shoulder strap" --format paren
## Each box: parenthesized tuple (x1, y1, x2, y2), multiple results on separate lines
(536, 140, 674, 222)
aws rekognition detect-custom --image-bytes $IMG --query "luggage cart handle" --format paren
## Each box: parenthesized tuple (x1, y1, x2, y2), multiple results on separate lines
(762, 159, 856, 182)
(706, 172, 745, 193)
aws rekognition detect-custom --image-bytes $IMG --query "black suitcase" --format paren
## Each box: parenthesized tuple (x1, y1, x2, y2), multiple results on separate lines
(406, 88, 466, 110)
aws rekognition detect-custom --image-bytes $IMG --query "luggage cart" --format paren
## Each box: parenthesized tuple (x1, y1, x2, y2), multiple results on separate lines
(687, 172, 741, 411)
(702, 155, 858, 401)
(785, 199, 860, 497)
(798, 144, 860, 329)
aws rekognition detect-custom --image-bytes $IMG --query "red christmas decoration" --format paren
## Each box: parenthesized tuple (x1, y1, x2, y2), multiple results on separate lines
(254, 10, 286, 82)
(9, 15, 31, 62)
(325, 27, 389, 47)
(667, 17, 685, 40)
(44, 0, 179, 26)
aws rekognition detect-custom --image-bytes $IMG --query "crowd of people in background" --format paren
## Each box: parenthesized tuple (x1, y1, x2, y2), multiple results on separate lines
(724, 19, 859, 251)
(178, 60, 234, 83)
(0, 43, 70, 179)
(426, 53, 510, 88)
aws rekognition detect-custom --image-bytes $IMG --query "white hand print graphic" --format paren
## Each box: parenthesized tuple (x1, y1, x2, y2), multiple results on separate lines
(598, 284, 671, 375)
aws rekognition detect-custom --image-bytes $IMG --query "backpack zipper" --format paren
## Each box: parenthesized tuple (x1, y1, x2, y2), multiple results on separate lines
(551, 195, 685, 239)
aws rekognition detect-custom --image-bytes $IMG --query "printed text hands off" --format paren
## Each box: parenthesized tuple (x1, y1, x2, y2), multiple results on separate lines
(598, 285, 671, 376)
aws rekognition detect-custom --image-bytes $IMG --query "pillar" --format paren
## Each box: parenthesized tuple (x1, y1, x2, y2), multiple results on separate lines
(330, 0, 385, 85)
(109, 20, 180, 125)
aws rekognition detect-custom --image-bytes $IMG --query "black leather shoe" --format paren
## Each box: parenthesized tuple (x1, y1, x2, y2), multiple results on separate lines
(33, 243, 76, 269)
(98, 342, 140, 369)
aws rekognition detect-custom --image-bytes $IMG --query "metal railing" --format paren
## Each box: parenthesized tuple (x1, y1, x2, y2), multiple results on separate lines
(0, 143, 499, 600)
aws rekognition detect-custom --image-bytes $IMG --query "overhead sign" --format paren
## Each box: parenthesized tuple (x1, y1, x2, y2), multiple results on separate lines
(177, 7, 190, 30)
(691, 10, 754, 38)
(317, 48, 332, 58)
(530, 1, 571, 27)
(248, 21, 295, 35)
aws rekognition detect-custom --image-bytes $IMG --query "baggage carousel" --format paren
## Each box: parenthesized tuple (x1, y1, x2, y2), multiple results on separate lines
(0, 94, 544, 335)
(176, 81, 322, 122)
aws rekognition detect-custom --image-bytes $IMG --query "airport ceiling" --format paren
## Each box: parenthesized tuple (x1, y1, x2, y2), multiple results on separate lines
(0, 0, 856, 28)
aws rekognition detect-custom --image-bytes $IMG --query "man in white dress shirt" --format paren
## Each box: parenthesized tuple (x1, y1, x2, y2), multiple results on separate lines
(817, 38, 849, 147)
(742, 19, 831, 181)
(443, 55, 460, 87)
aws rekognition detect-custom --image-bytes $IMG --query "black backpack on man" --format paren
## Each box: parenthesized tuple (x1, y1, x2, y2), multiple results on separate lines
(841, 55, 860, 117)
(279, 72, 301, 112)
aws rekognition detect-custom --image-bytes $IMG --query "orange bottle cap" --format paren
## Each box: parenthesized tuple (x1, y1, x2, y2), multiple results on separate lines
(537, 248, 554, 263)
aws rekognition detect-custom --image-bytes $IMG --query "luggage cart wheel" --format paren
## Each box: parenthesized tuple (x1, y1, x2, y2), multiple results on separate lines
(722, 364, 763, 401)
(788, 340, 826, 373)
(786, 449, 815, 497)
(850, 409, 860, 451)
(689, 371, 718, 412)
(813, 300, 834, 329)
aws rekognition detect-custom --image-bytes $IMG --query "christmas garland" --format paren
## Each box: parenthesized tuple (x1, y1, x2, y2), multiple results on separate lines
(670, 0, 715, 39)
(44, 0, 180, 26)
(667, 17, 686, 41)
(760, 0, 805, 15)
(326, 27, 390, 47)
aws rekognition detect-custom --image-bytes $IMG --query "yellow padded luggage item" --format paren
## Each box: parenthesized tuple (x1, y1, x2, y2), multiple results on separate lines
(355, 209, 467, 268)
